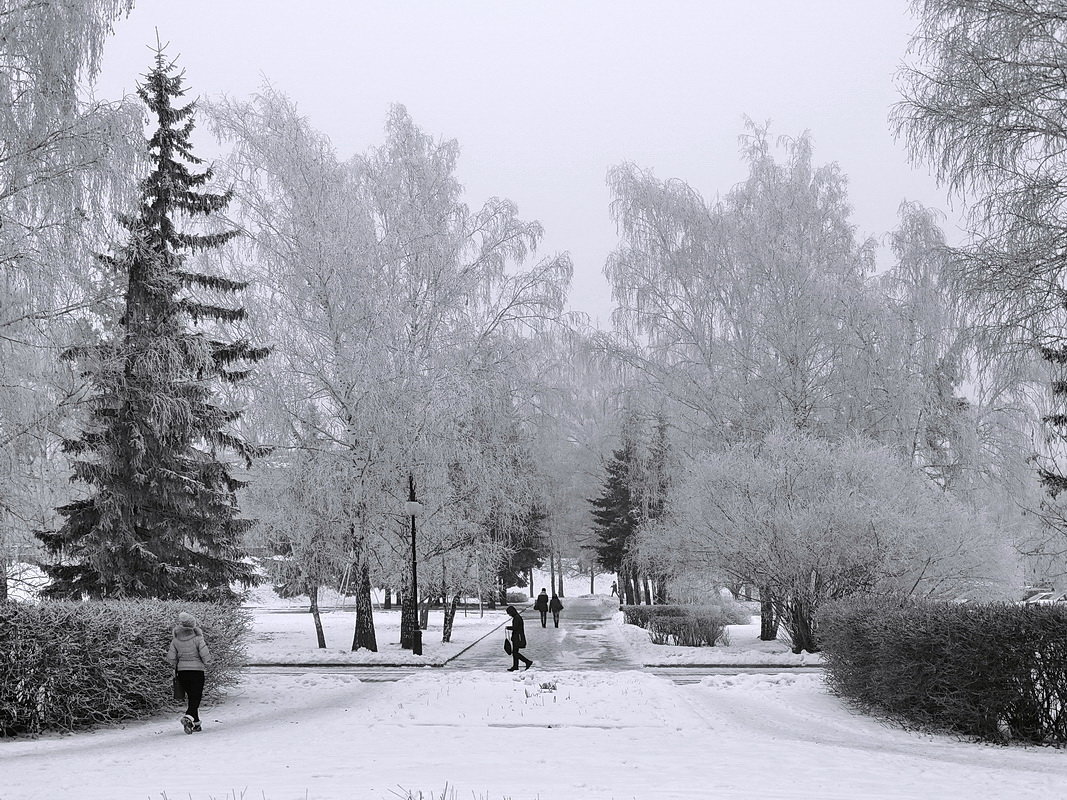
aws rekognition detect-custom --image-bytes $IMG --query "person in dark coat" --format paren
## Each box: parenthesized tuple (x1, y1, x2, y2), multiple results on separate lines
(166, 611, 212, 733)
(505, 605, 532, 671)
(549, 593, 563, 627)
(533, 588, 550, 627)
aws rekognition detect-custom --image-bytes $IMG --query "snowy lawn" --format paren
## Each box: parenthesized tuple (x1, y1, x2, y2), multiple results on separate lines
(3, 669, 1065, 799)
(619, 612, 825, 666)
(246, 605, 509, 666)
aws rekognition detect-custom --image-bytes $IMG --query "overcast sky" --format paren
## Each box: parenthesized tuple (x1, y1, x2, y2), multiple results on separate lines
(92, 1, 957, 325)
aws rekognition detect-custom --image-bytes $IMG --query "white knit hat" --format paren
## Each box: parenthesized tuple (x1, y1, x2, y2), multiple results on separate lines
(178, 611, 197, 628)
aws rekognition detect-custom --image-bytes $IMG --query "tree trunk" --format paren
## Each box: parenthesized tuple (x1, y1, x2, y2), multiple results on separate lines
(485, 589, 496, 610)
(621, 574, 634, 605)
(654, 575, 668, 604)
(497, 577, 507, 606)
(0, 555, 7, 602)
(419, 596, 430, 629)
(383, 586, 391, 610)
(590, 563, 595, 595)
(642, 574, 652, 605)
(759, 585, 779, 641)
(787, 596, 819, 654)
(557, 551, 565, 598)
(549, 551, 556, 595)
(442, 594, 460, 642)
(526, 568, 533, 596)
(351, 558, 378, 652)
(631, 570, 643, 605)
(308, 581, 326, 648)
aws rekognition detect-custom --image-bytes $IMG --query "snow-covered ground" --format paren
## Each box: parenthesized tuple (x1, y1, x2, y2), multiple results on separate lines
(247, 605, 507, 666)
(4, 667, 1065, 799)
(619, 613, 825, 666)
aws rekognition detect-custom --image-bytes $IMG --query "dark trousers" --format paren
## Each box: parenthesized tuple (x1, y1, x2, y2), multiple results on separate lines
(512, 645, 532, 669)
(538, 610, 547, 627)
(177, 670, 205, 721)
(552, 611, 560, 627)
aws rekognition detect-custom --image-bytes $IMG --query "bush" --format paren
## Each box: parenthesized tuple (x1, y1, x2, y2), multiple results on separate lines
(505, 590, 528, 603)
(622, 602, 746, 647)
(0, 599, 251, 737)
(819, 596, 1067, 744)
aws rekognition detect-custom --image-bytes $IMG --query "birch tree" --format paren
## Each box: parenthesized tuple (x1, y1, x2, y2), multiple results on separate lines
(0, 0, 140, 594)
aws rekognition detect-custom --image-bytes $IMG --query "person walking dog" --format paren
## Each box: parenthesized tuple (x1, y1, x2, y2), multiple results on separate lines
(549, 592, 564, 628)
(533, 588, 550, 627)
(504, 605, 533, 671)
(167, 611, 211, 733)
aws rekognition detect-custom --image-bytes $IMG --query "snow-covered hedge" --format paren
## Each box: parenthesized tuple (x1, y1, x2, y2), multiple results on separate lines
(819, 597, 1067, 744)
(0, 600, 251, 737)
(622, 602, 749, 647)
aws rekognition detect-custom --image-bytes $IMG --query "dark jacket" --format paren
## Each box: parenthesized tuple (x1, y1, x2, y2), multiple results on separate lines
(506, 614, 527, 648)
(549, 595, 563, 612)
(533, 591, 549, 611)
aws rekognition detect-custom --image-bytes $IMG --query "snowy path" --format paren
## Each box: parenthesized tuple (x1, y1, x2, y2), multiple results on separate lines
(4, 598, 1066, 799)
(3, 669, 1066, 800)
(445, 596, 640, 672)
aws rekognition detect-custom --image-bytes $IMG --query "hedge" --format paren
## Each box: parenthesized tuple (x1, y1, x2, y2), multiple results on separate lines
(622, 602, 749, 647)
(0, 600, 251, 737)
(818, 596, 1067, 744)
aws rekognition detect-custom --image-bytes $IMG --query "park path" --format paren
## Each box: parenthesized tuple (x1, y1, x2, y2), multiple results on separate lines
(442, 595, 641, 672)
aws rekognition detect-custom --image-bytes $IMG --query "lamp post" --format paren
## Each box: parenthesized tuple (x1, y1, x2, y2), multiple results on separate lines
(404, 473, 424, 655)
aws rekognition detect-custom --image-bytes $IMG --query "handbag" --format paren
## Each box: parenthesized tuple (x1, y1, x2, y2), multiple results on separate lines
(503, 636, 513, 655)
(172, 668, 185, 701)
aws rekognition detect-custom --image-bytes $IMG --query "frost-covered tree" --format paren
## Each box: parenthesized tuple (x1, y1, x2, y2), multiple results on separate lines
(895, 0, 1067, 561)
(36, 51, 267, 600)
(211, 92, 571, 647)
(603, 123, 875, 443)
(0, 0, 140, 596)
(643, 432, 1017, 653)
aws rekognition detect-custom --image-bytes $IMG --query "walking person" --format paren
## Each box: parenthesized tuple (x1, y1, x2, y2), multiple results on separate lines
(504, 605, 532, 671)
(610, 581, 618, 597)
(533, 587, 550, 627)
(167, 611, 211, 733)
(549, 592, 564, 628)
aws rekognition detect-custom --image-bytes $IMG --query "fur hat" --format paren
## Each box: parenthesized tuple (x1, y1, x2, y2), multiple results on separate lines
(178, 611, 198, 628)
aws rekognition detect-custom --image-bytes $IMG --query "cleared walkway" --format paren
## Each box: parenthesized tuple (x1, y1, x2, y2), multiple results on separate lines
(444, 595, 641, 672)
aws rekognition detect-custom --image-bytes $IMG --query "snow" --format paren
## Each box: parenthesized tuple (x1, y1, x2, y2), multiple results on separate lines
(4, 667, 1065, 799)
(4, 594, 1066, 800)
(618, 612, 825, 666)
(247, 606, 506, 666)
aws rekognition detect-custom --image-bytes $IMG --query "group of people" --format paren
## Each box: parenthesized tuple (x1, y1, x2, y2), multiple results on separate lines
(503, 587, 564, 671)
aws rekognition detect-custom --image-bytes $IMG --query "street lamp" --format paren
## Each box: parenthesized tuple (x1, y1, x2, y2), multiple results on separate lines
(404, 473, 424, 655)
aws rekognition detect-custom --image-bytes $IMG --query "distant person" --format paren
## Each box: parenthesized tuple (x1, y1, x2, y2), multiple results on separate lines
(533, 588, 550, 627)
(610, 581, 618, 597)
(549, 593, 563, 627)
(505, 605, 532, 671)
(167, 611, 212, 734)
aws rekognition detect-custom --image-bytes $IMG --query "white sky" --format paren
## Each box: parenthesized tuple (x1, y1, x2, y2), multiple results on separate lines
(92, 0, 959, 326)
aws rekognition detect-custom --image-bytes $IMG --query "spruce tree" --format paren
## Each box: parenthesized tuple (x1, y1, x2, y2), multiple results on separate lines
(590, 439, 640, 601)
(37, 49, 267, 600)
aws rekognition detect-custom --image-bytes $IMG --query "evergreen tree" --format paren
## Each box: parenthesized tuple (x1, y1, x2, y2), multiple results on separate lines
(590, 439, 640, 601)
(497, 502, 547, 593)
(37, 49, 267, 600)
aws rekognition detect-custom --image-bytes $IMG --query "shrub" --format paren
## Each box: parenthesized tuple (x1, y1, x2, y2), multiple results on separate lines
(0, 600, 251, 737)
(505, 590, 528, 603)
(819, 596, 1067, 744)
(622, 602, 744, 646)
